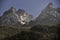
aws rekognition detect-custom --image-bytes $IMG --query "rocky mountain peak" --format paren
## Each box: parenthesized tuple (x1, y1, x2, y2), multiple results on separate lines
(18, 9, 26, 13)
(47, 2, 53, 8)
(8, 7, 16, 13)
(34, 2, 60, 26)
(17, 9, 27, 16)
(0, 7, 33, 26)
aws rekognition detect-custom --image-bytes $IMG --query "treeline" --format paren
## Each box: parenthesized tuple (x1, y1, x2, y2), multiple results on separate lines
(2, 23, 60, 40)
(31, 23, 60, 40)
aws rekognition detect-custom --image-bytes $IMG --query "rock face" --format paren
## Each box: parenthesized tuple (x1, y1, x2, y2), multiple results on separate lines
(35, 3, 60, 26)
(0, 7, 33, 26)
(17, 9, 33, 25)
(1, 7, 19, 26)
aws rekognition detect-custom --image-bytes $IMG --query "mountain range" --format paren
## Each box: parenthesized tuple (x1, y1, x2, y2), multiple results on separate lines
(0, 2, 60, 26)
(0, 7, 33, 26)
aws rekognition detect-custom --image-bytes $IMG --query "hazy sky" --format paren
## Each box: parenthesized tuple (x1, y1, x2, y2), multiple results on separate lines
(0, 0, 60, 17)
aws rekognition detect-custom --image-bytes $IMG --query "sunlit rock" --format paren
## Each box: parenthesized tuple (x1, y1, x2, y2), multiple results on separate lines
(1, 7, 33, 26)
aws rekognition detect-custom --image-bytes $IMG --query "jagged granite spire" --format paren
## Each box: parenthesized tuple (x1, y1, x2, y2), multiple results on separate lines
(1, 7, 33, 26)
(35, 2, 60, 26)
(7, 7, 17, 14)
(47, 2, 53, 8)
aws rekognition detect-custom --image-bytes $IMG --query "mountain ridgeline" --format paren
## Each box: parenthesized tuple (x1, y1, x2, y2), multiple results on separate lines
(0, 3, 60, 26)
(0, 7, 33, 26)
(34, 3, 60, 26)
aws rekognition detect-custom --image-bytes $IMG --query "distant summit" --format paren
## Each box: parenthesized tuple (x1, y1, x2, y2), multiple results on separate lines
(47, 2, 53, 8)
(35, 2, 60, 26)
(0, 7, 33, 26)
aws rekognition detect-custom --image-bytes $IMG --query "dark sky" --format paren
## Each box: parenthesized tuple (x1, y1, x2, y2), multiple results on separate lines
(0, 0, 60, 17)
